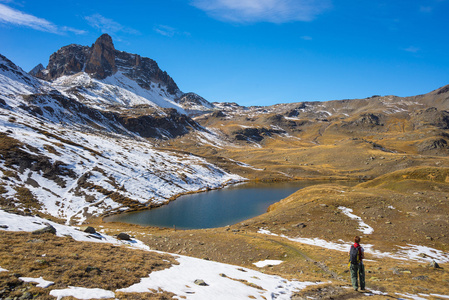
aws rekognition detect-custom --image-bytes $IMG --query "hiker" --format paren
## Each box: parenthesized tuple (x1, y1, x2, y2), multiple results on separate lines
(348, 235, 365, 291)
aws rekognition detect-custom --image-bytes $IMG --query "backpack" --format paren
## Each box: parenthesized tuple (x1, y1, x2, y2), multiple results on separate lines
(349, 245, 361, 264)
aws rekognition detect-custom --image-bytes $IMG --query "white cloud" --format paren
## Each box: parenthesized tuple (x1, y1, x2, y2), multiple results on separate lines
(0, 4, 86, 34)
(190, 0, 332, 24)
(154, 25, 177, 37)
(85, 14, 140, 35)
(404, 46, 420, 53)
(153, 25, 190, 37)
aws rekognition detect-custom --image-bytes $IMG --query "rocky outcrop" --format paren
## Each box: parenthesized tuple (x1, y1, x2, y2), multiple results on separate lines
(285, 103, 307, 117)
(116, 108, 202, 139)
(356, 113, 383, 126)
(39, 44, 91, 80)
(84, 34, 116, 79)
(432, 84, 449, 96)
(176, 92, 213, 109)
(339, 113, 385, 132)
(233, 127, 285, 142)
(37, 34, 115, 80)
(411, 107, 449, 129)
(266, 114, 303, 130)
(417, 138, 449, 156)
(115, 50, 179, 95)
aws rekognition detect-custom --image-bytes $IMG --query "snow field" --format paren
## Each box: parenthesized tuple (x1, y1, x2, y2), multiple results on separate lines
(0, 112, 243, 223)
(53, 72, 185, 113)
(119, 255, 316, 300)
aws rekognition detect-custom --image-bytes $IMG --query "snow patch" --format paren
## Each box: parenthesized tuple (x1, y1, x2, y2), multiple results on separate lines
(338, 206, 374, 234)
(258, 228, 449, 263)
(397, 244, 449, 263)
(253, 260, 284, 268)
(50, 287, 115, 300)
(19, 276, 54, 288)
(396, 293, 429, 300)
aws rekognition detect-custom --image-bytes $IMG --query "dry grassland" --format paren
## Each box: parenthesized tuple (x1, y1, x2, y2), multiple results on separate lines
(0, 231, 177, 299)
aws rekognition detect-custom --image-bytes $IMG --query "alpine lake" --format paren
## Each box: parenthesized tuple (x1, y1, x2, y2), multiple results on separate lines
(105, 181, 357, 229)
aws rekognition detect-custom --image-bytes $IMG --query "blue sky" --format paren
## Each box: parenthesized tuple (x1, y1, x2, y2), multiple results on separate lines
(0, 0, 448, 106)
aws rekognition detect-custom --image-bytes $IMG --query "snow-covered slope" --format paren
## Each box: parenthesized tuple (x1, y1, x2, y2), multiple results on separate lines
(0, 53, 244, 224)
(0, 110, 243, 224)
(52, 71, 187, 113)
(0, 54, 45, 97)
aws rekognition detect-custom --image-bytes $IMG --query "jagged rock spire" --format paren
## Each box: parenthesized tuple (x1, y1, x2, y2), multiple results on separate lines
(85, 34, 117, 79)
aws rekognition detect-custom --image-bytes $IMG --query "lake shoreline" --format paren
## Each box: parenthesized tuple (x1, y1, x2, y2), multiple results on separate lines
(102, 178, 360, 229)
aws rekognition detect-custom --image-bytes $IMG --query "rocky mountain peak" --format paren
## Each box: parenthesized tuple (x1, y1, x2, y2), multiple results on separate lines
(33, 34, 181, 96)
(85, 34, 116, 79)
(24, 35, 216, 114)
(28, 63, 45, 76)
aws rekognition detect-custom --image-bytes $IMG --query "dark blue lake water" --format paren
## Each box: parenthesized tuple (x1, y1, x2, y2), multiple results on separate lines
(105, 181, 346, 229)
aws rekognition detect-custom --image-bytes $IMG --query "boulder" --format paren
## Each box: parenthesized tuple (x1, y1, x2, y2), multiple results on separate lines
(85, 266, 102, 274)
(292, 223, 306, 228)
(117, 232, 131, 241)
(194, 279, 209, 286)
(80, 226, 96, 234)
(429, 260, 440, 268)
(19, 291, 33, 300)
(32, 224, 56, 235)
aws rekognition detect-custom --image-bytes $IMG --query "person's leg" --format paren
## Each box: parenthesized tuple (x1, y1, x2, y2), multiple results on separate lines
(359, 263, 365, 290)
(350, 264, 359, 290)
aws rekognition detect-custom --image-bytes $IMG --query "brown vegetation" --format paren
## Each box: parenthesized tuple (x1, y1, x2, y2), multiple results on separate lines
(0, 231, 177, 299)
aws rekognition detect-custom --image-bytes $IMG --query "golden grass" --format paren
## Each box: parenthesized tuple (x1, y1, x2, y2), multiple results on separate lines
(0, 231, 177, 299)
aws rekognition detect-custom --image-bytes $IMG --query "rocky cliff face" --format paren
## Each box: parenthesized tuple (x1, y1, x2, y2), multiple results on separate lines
(115, 50, 179, 96)
(35, 34, 180, 96)
(84, 33, 116, 79)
